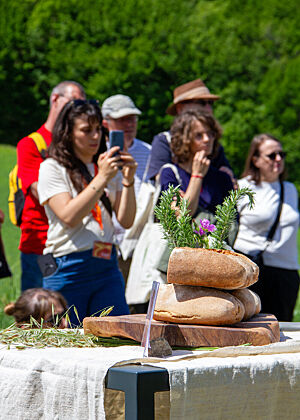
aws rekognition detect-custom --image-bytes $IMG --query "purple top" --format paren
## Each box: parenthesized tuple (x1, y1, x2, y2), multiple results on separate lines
(160, 163, 233, 215)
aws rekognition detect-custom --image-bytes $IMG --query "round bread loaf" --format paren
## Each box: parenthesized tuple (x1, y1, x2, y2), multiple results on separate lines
(230, 288, 261, 320)
(153, 283, 245, 325)
(167, 247, 259, 289)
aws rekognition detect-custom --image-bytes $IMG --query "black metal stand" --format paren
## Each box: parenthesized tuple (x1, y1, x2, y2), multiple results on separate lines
(105, 364, 170, 420)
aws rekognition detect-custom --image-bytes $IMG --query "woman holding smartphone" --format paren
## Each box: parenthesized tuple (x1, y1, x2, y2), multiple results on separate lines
(38, 100, 137, 325)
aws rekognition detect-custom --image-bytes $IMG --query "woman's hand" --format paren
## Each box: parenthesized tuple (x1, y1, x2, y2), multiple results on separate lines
(113, 151, 137, 229)
(119, 151, 137, 184)
(191, 150, 210, 178)
(181, 151, 210, 217)
(96, 146, 121, 183)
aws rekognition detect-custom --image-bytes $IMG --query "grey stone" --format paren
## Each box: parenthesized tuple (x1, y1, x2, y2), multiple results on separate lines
(148, 337, 172, 357)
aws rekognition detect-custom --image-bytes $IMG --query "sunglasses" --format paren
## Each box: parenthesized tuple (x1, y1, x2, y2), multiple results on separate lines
(71, 99, 100, 107)
(265, 151, 286, 161)
(184, 99, 214, 107)
(44, 310, 67, 326)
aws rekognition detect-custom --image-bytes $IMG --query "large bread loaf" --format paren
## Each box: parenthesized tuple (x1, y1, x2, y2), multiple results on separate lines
(230, 288, 261, 321)
(167, 248, 259, 289)
(153, 283, 245, 325)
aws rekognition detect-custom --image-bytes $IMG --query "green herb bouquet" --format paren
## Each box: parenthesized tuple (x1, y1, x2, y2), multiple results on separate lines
(154, 185, 255, 251)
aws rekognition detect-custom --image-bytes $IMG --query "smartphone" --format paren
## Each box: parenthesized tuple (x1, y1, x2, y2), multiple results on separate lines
(109, 130, 124, 153)
(37, 254, 58, 277)
(109, 130, 124, 169)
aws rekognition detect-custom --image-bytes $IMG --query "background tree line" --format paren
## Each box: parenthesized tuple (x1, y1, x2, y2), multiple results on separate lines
(0, 0, 299, 191)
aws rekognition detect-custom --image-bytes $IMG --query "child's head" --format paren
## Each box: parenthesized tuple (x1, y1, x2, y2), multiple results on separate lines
(4, 288, 68, 328)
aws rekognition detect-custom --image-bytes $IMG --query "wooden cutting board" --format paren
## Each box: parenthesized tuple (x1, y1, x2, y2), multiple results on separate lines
(83, 313, 280, 347)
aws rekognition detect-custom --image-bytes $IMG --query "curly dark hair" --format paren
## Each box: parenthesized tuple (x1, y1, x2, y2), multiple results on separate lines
(170, 110, 222, 163)
(49, 101, 106, 193)
(241, 133, 286, 184)
(4, 288, 68, 327)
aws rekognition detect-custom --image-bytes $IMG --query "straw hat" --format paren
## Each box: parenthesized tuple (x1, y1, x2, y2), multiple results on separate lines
(166, 79, 220, 115)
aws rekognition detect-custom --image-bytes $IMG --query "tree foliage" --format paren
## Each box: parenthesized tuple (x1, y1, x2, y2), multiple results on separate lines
(0, 0, 299, 191)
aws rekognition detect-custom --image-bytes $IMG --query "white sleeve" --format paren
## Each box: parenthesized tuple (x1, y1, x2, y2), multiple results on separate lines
(38, 159, 73, 206)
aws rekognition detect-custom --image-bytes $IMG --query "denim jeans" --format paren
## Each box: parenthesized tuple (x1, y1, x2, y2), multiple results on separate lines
(43, 247, 129, 326)
(21, 252, 43, 291)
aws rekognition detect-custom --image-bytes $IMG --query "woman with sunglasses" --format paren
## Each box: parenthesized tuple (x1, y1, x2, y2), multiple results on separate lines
(37, 100, 137, 325)
(234, 134, 299, 321)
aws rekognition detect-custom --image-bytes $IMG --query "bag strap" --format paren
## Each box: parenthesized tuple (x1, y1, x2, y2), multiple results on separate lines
(259, 181, 284, 254)
(266, 181, 284, 242)
(162, 131, 171, 144)
(28, 132, 48, 159)
(78, 161, 113, 217)
(142, 154, 151, 184)
(149, 163, 182, 222)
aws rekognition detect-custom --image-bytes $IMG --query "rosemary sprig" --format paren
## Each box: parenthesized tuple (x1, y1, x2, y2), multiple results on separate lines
(154, 185, 198, 250)
(210, 187, 255, 249)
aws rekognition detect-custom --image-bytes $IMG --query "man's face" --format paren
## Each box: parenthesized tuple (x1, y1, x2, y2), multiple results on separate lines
(176, 99, 214, 115)
(105, 114, 138, 150)
(52, 84, 86, 118)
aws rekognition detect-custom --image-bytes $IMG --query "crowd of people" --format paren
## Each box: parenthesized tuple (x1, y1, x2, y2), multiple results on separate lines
(2, 77, 299, 326)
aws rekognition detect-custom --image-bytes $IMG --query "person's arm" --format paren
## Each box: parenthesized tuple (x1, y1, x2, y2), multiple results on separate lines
(113, 151, 137, 228)
(45, 148, 122, 228)
(183, 151, 210, 216)
(30, 182, 39, 200)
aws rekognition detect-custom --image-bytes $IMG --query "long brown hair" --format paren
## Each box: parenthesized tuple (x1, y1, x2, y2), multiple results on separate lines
(170, 110, 222, 163)
(241, 133, 286, 184)
(49, 101, 106, 193)
(4, 288, 68, 326)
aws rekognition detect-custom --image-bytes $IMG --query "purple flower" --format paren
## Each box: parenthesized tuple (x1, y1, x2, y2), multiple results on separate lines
(200, 219, 210, 229)
(198, 227, 205, 236)
(199, 218, 216, 233)
(207, 224, 216, 232)
(194, 227, 205, 236)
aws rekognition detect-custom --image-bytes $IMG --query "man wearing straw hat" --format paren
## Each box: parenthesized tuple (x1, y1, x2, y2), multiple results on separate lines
(147, 78, 234, 182)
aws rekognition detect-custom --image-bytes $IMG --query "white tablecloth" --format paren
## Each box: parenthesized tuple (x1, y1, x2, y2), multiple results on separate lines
(1, 329, 300, 419)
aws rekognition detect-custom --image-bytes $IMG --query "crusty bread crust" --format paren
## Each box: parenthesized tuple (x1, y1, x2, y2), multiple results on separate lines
(230, 288, 261, 320)
(153, 283, 245, 325)
(167, 248, 259, 289)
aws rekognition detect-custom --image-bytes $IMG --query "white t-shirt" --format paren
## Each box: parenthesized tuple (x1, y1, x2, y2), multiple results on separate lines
(234, 177, 299, 270)
(38, 158, 122, 257)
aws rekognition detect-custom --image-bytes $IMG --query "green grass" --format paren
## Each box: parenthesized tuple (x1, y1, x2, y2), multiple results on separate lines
(0, 145, 21, 328)
(0, 144, 299, 328)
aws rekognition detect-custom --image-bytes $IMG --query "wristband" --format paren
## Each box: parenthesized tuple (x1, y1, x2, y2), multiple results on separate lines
(122, 180, 134, 188)
(191, 174, 204, 179)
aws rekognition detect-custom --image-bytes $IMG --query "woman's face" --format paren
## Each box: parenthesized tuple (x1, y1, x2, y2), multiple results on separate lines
(190, 120, 215, 157)
(253, 139, 285, 182)
(72, 115, 102, 163)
